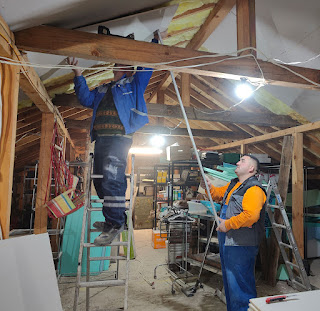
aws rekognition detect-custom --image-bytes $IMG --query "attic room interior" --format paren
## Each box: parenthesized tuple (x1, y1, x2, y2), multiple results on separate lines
(0, 0, 320, 310)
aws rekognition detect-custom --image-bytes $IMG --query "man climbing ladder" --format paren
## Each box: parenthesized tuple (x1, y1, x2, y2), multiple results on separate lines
(67, 32, 158, 246)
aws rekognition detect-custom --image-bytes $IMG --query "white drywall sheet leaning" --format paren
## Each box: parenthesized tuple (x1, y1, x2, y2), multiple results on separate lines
(0, 233, 63, 311)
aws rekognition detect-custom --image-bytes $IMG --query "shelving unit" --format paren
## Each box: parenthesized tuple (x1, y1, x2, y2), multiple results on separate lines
(152, 161, 202, 228)
(169, 160, 201, 206)
(153, 164, 170, 228)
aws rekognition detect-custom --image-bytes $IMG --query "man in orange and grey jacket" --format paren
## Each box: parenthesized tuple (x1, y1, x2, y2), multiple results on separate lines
(201, 155, 266, 311)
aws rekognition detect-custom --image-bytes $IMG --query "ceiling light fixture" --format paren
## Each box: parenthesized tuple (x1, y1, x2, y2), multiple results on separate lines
(150, 135, 165, 147)
(235, 78, 254, 100)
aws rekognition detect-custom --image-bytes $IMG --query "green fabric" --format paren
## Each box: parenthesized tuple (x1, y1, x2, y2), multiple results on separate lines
(204, 165, 237, 182)
(59, 196, 110, 276)
(286, 189, 320, 208)
(276, 264, 290, 281)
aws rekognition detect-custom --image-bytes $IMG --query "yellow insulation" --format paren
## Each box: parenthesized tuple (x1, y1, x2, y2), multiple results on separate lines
(253, 88, 309, 124)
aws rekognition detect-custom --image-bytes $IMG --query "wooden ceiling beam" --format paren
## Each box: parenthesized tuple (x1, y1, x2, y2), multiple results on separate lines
(208, 121, 320, 151)
(15, 26, 320, 90)
(53, 93, 296, 127)
(237, 0, 256, 56)
(65, 119, 249, 139)
(0, 16, 74, 148)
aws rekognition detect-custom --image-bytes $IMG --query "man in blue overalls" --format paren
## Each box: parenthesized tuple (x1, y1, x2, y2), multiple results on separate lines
(201, 155, 266, 311)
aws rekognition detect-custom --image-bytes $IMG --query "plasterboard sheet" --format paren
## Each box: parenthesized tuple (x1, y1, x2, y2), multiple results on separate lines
(0, 233, 63, 311)
(249, 290, 320, 310)
(80, 5, 178, 42)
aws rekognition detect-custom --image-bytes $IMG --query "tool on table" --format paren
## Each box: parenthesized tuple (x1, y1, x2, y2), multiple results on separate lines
(266, 294, 297, 304)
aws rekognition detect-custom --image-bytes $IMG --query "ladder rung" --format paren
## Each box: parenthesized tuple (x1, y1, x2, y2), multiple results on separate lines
(91, 174, 103, 179)
(285, 261, 299, 269)
(68, 161, 89, 167)
(89, 256, 126, 261)
(54, 144, 63, 151)
(268, 204, 280, 209)
(84, 241, 129, 247)
(279, 242, 293, 249)
(272, 223, 286, 229)
(88, 207, 129, 212)
(88, 208, 102, 212)
(292, 279, 309, 290)
(79, 279, 126, 288)
(91, 199, 104, 204)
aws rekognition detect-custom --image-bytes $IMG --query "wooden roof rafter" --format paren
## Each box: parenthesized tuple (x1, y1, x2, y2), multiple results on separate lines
(0, 16, 74, 148)
(147, 0, 237, 103)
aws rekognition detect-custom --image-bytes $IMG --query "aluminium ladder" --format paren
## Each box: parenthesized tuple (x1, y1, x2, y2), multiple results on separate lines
(265, 175, 312, 291)
(73, 153, 135, 311)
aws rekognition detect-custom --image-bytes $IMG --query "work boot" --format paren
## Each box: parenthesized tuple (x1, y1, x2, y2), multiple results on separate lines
(93, 223, 124, 246)
(92, 221, 105, 231)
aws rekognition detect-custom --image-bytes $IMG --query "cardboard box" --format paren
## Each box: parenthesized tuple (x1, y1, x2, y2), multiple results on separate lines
(166, 145, 192, 161)
(152, 229, 167, 249)
(144, 186, 154, 196)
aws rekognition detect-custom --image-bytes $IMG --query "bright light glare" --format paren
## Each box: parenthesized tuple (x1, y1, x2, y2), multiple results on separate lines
(150, 135, 165, 147)
(235, 82, 253, 99)
(129, 147, 163, 155)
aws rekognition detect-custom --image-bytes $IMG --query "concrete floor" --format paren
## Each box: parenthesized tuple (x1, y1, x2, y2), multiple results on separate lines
(59, 229, 320, 311)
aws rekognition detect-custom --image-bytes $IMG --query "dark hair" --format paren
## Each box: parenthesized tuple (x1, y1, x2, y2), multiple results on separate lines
(244, 154, 260, 172)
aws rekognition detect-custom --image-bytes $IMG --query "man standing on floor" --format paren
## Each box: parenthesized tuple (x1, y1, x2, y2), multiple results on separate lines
(67, 33, 158, 246)
(201, 155, 266, 311)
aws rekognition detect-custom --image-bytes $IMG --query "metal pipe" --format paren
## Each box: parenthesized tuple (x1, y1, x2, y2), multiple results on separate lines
(157, 30, 220, 227)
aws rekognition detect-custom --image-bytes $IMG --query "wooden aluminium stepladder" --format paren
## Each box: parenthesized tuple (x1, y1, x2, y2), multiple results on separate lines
(265, 175, 312, 291)
(73, 153, 135, 311)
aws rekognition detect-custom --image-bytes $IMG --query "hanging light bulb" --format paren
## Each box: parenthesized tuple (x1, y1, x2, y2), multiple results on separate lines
(150, 135, 165, 147)
(235, 78, 253, 99)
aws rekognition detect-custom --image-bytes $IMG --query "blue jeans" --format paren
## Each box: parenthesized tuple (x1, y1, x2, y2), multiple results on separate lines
(218, 204, 258, 311)
(93, 136, 132, 227)
(218, 233, 258, 311)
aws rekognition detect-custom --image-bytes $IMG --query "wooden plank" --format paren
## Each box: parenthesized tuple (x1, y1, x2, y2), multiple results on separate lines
(208, 120, 320, 150)
(0, 63, 20, 239)
(137, 125, 248, 139)
(53, 94, 298, 127)
(34, 113, 54, 234)
(292, 132, 304, 258)
(0, 17, 74, 148)
(65, 120, 248, 139)
(172, 2, 216, 21)
(14, 25, 320, 90)
(181, 73, 190, 107)
(266, 135, 294, 285)
(237, 0, 256, 56)
(240, 144, 247, 155)
(189, 0, 236, 49)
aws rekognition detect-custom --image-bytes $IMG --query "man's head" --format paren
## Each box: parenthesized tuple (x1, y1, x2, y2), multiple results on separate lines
(113, 63, 134, 81)
(235, 154, 260, 181)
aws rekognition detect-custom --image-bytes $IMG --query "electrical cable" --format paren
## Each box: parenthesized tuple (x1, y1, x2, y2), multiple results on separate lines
(273, 53, 320, 66)
(0, 39, 319, 88)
